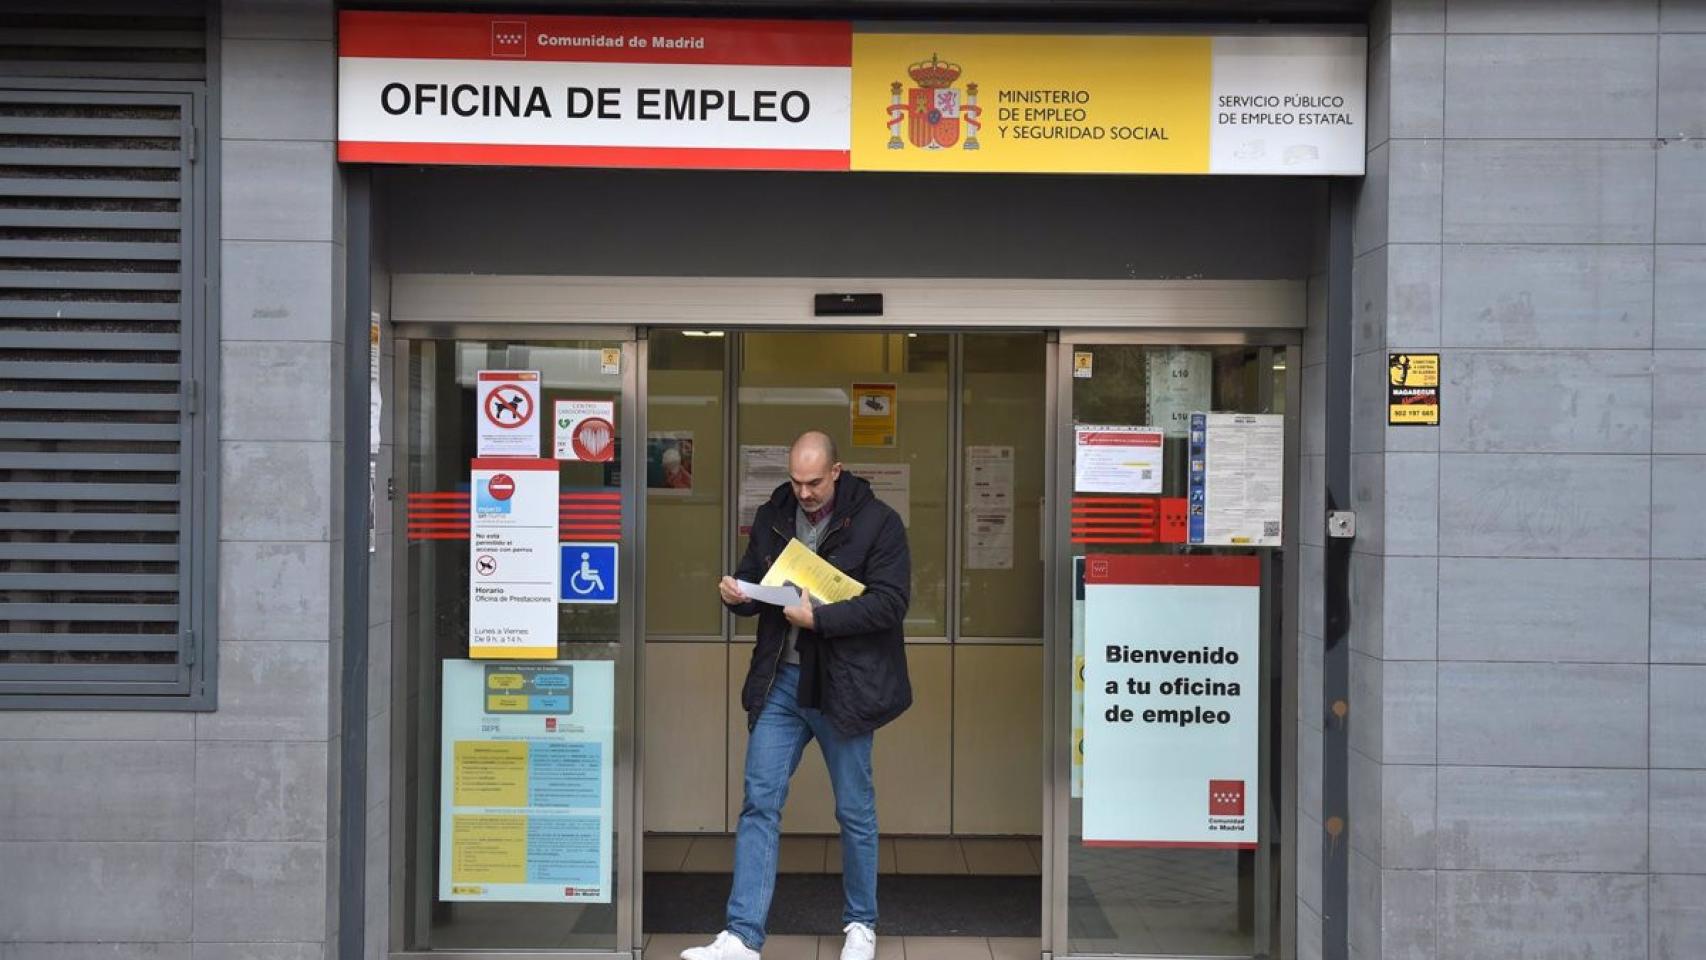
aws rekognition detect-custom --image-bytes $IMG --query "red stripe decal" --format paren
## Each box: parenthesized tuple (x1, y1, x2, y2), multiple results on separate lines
(339, 12, 851, 66)
(338, 141, 850, 171)
(1082, 555, 1261, 588)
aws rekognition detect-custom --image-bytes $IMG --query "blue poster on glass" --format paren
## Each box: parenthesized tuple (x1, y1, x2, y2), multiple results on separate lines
(438, 659, 616, 903)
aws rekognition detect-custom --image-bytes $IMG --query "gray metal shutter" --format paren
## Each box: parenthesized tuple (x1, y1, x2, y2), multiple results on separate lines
(0, 85, 211, 705)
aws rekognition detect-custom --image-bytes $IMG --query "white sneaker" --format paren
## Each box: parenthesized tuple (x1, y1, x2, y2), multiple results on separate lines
(682, 931, 759, 960)
(840, 922, 876, 960)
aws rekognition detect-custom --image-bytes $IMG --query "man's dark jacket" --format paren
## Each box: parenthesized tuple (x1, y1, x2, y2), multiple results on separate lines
(726, 471, 912, 737)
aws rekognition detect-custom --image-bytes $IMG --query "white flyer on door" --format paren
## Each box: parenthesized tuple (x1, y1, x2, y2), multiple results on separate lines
(966, 445, 1014, 511)
(846, 462, 910, 528)
(965, 509, 1014, 570)
(476, 370, 541, 458)
(738, 445, 791, 534)
(469, 458, 560, 659)
(553, 400, 616, 462)
(1145, 350, 1212, 439)
(1189, 413, 1284, 547)
(1074, 426, 1164, 494)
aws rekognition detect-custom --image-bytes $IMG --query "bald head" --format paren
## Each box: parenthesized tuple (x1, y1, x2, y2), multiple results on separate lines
(788, 431, 841, 511)
(791, 430, 838, 465)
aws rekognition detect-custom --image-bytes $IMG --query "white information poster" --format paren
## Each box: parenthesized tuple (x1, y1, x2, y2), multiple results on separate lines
(438, 659, 615, 903)
(965, 509, 1014, 570)
(965, 445, 1015, 570)
(1145, 349, 1212, 439)
(738, 445, 791, 534)
(553, 400, 616, 462)
(966, 445, 1014, 510)
(476, 370, 541, 458)
(1189, 412, 1284, 547)
(469, 459, 560, 659)
(846, 462, 910, 528)
(369, 312, 383, 456)
(1081, 554, 1260, 848)
(1074, 425, 1164, 494)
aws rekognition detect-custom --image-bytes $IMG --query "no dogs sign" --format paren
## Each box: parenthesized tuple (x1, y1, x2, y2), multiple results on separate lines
(476, 370, 541, 457)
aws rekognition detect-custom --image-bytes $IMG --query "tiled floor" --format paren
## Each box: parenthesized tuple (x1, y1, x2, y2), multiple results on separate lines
(646, 835, 1041, 876)
(641, 934, 1040, 960)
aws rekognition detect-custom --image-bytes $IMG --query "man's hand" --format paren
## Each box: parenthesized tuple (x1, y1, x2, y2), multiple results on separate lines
(783, 586, 816, 631)
(718, 576, 749, 606)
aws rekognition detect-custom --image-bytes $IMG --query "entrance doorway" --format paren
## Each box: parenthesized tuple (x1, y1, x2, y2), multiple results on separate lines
(641, 330, 1047, 949)
(389, 319, 1294, 960)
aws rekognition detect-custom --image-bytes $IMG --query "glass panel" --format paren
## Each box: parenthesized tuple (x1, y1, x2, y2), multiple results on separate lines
(400, 338, 630, 952)
(1062, 344, 1284, 958)
(645, 331, 727, 638)
(959, 332, 1047, 639)
(734, 332, 950, 638)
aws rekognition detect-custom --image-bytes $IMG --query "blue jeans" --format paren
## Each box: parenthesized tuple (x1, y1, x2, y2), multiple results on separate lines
(727, 664, 878, 950)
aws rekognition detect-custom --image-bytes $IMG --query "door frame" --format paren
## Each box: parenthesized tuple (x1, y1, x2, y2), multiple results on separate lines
(388, 325, 645, 960)
(1047, 329, 1301, 960)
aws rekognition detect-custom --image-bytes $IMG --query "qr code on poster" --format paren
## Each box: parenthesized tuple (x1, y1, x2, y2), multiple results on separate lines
(1263, 521, 1281, 537)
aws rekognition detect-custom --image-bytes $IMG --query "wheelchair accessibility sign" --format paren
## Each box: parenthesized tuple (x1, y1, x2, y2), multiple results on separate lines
(561, 543, 618, 604)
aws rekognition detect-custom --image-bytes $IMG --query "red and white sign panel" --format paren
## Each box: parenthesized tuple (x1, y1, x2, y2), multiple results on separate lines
(338, 12, 852, 169)
(476, 370, 541, 458)
(554, 399, 616, 463)
(1074, 425, 1164, 495)
(1081, 555, 1260, 849)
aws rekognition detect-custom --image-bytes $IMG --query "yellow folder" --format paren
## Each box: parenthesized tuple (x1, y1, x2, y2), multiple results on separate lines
(760, 538, 865, 604)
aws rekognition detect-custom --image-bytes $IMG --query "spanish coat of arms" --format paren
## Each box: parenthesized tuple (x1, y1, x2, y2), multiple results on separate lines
(887, 53, 981, 150)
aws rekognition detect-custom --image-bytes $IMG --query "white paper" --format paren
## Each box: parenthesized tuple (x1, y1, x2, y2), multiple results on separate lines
(965, 509, 1014, 570)
(738, 445, 791, 533)
(846, 462, 910, 528)
(735, 580, 802, 608)
(476, 370, 542, 458)
(553, 399, 616, 462)
(1146, 349, 1212, 439)
(966, 445, 1014, 511)
(1074, 425, 1165, 494)
(368, 312, 383, 456)
(367, 460, 377, 555)
(1194, 412, 1284, 547)
(468, 461, 560, 658)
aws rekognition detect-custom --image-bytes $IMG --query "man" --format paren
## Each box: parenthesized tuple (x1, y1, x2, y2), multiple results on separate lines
(684, 431, 912, 960)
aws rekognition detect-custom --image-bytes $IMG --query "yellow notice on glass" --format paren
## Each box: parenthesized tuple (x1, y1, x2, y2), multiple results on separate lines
(450, 814, 527, 884)
(453, 740, 529, 807)
(760, 538, 866, 604)
(850, 382, 897, 447)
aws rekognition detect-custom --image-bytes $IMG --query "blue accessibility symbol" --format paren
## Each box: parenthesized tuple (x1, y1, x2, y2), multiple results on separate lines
(561, 543, 618, 604)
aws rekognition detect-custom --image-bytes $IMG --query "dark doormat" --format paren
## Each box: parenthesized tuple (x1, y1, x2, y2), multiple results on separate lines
(644, 873, 1042, 937)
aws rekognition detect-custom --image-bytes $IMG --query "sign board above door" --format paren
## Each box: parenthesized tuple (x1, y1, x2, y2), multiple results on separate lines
(338, 12, 1366, 176)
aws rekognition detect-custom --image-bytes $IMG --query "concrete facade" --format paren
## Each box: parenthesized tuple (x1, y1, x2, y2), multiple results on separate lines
(1, 2, 1702, 960)
(1323, 2, 1706, 959)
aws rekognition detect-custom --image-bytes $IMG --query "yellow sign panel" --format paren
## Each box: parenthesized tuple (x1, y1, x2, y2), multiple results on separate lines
(1388, 352, 1440, 426)
(453, 740, 529, 807)
(851, 34, 1211, 173)
(450, 814, 527, 884)
(850, 382, 898, 447)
